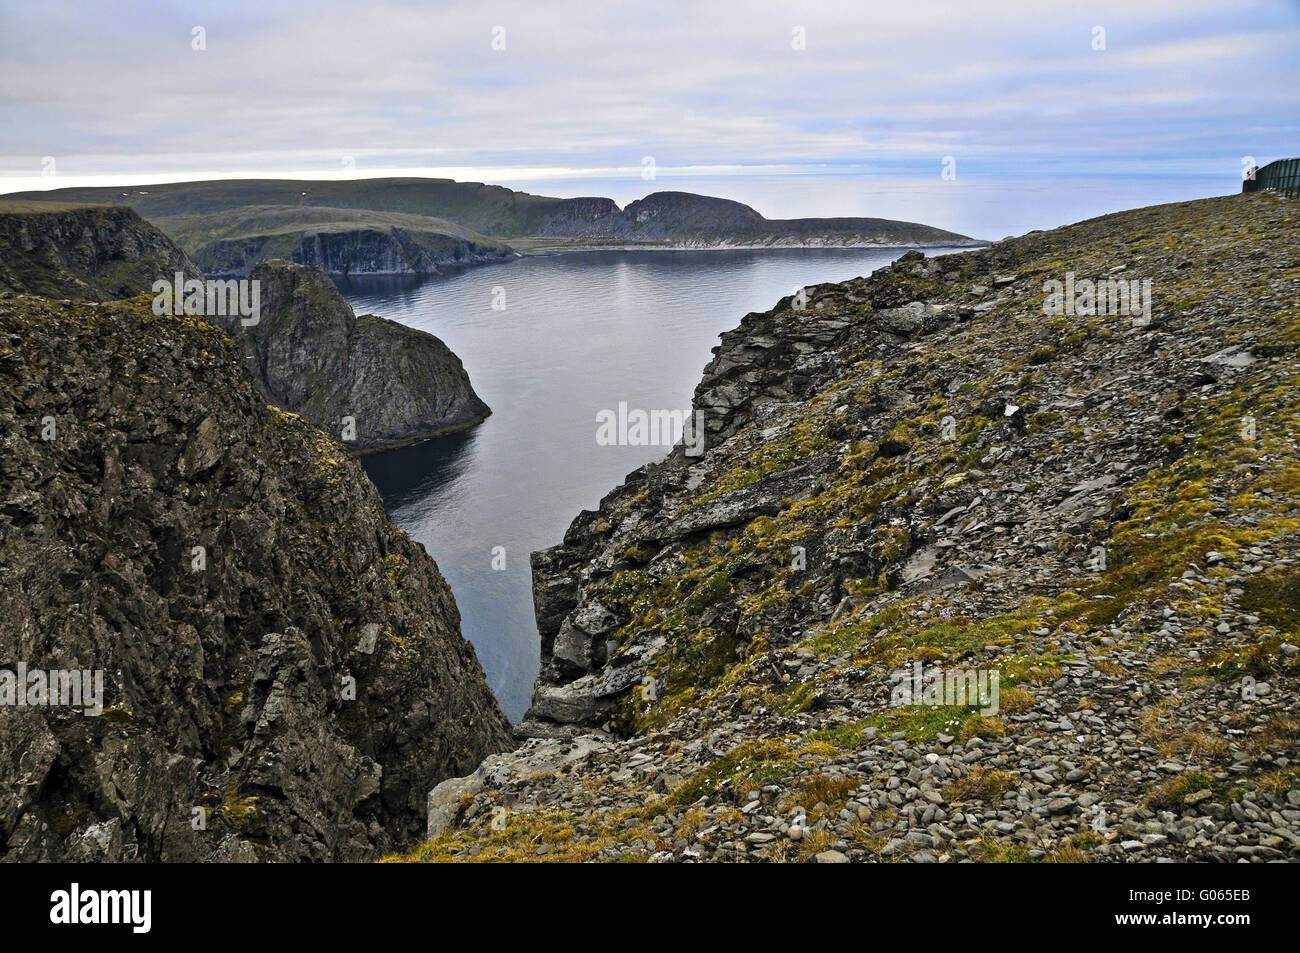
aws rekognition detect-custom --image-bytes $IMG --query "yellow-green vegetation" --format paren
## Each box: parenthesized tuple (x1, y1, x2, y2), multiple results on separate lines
(1072, 308, 1300, 628)
(948, 765, 1018, 801)
(1145, 771, 1227, 812)
(388, 809, 626, 863)
(1239, 567, 1300, 635)
(221, 785, 260, 830)
(975, 832, 1098, 864)
(665, 739, 795, 806)
(779, 773, 861, 819)
(1255, 766, 1300, 800)
(805, 706, 982, 749)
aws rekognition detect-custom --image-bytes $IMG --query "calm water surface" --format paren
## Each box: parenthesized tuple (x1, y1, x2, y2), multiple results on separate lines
(348, 247, 970, 719)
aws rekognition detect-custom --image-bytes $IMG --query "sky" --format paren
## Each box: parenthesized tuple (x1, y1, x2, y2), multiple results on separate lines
(1, 0, 1297, 234)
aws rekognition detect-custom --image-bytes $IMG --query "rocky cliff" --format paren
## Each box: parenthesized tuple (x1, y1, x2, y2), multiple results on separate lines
(0, 290, 513, 861)
(0, 205, 491, 453)
(216, 260, 491, 452)
(0, 201, 202, 299)
(158, 205, 517, 277)
(536, 191, 979, 248)
(198, 225, 514, 277)
(402, 192, 1299, 863)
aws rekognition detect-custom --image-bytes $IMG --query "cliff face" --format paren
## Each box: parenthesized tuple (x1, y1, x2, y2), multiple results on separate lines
(0, 291, 512, 861)
(0, 207, 492, 453)
(403, 192, 1299, 863)
(198, 226, 514, 277)
(535, 191, 981, 247)
(0, 202, 202, 299)
(168, 205, 517, 277)
(216, 260, 490, 452)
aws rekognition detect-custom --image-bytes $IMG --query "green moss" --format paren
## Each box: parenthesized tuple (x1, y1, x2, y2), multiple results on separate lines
(1145, 771, 1227, 811)
(665, 739, 796, 806)
(1239, 568, 1300, 636)
(807, 705, 976, 749)
(685, 571, 732, 612)
(1205, 635, 1297, 681)
(772, 680, 817, 714)
(857, 610, 1032, 665)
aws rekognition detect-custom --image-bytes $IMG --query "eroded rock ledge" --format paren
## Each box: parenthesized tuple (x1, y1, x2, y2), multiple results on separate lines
(523, 250, 993, 732)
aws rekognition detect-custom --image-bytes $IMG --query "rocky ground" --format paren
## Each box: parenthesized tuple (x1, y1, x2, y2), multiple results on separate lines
(399, 191, 1299, 863)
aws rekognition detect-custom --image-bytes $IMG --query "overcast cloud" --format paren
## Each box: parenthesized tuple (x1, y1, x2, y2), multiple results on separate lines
(1, 0, 1297, 191)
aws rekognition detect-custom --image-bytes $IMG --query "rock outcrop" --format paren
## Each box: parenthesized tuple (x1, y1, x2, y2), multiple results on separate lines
(536, 191, 979, 248)
(0, 291, 513, 861)
(197, 224, 515, 277)
(398, 192, 1299, 863)
(0, 206, 490, 453)
(217, 260, 490, 452)
(0, 201, 202, 299)
(165, 205, 517, 277)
